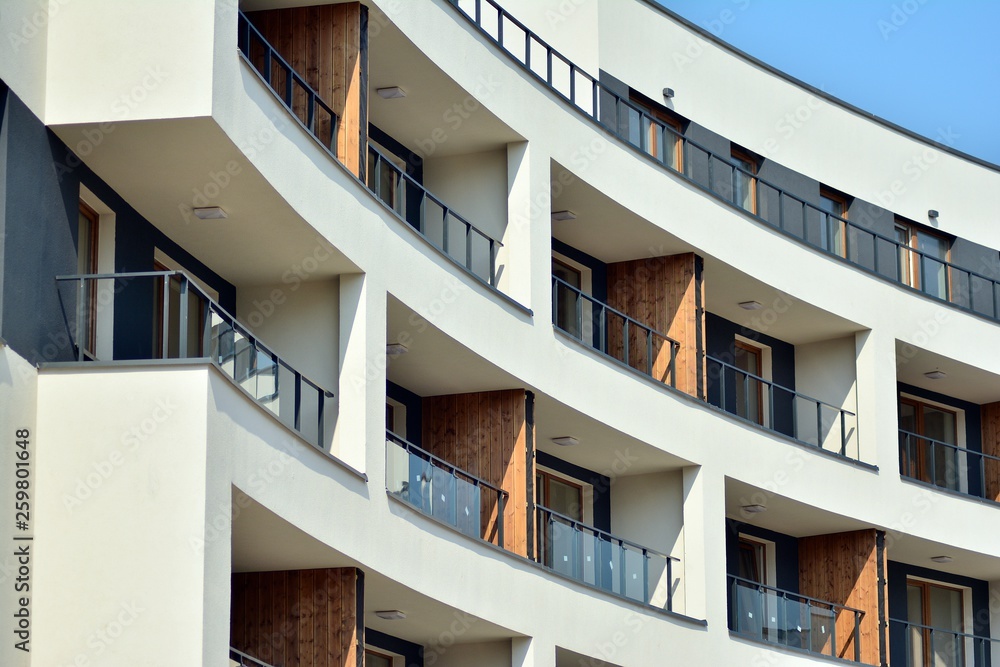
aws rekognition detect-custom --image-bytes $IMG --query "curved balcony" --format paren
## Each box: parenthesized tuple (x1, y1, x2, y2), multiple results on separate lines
(237, 11, 503, 291)
(899, 429, 1000, 503)
(890, 618, 999, 667)
(448, 0, 1000, 324)
(54, 271, 335, 450)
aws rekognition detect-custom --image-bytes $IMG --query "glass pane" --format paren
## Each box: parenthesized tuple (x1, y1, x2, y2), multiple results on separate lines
(924, 407, 958, 490)
(733, 158, 755, 213)
(928, 585, 964, 667)
(917, 231, 949, 299)
(734, 347, 762, 424)
(553, 260, 582, 337)
(622, 546, 646, 602)
(908, 584, 926, 667)
(429, 464, 456, 525)
(808, 606, 835, 656)
(896, 226, 913, 285)
(547, 477, 583, 520)
(454, 474, 481, 539)
(548, 518, 577, 577)
(734, 580, 763, 638)
(385, 439, 410, 499)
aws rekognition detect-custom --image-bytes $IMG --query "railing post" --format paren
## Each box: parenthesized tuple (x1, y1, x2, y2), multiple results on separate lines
(465, 224, 473, 271)
(293, 370, 302, 431)
(76, 278, 86, 361)
(829, 604, 837, 657)
(551, 277, 559, 327)
(920, 252, 928, 294)
(442, 207, 450, 253)
(646, 330, 653, 376)
(641, 549, 649, 604)
(930, 437, 937, 486)
(489, 239, 496, 287)
(316, 390, 326, 449)
(854, 612, 861, 662)
(622, 318, 629, 366)
(618, 541, 627, 596)
(178, 276, 189, 359)
(475, 0, 481, 24)
(719, 359, 727, 412)
(874, 235, 880, 275)
(708, 155, 715, 193)
(592, 79, 599, 120)
(263, 48, 272, 86)
(161, 275, 171, 359)
(767, 384, 775, 430)
(816, 403, 823, 449)
(743, 373, 750, 418)
(284, 69, 294, 107)
(524, 31, 531, 68)
(778, 191, 785, 230)
(840, 410, 848, 456)
(575, 288, 582, 339)
(497, 6, 503, 46)
(202, 299, 212, 358)
(572, 524, 582, 580)
(497, 492, 505, 549)
(666, 558, 673, 612)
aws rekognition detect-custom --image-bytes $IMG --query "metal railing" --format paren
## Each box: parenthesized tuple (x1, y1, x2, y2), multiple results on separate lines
(55, 271, 335, 450)
(551, 275, 679, 387)
(230, 647, 278, 667)
(386, 431, 507, 547)
(368, 145, 501, 286)
(705, 355, 858, 460)
(890, 618, 999, 666)
(450, 0, 1000, 322)
(729, 575, 865, 662)
(237, 11, 504, 289)
(536, 504, 679, 611)
(899, 429, 1000, 501)
(238, 12, 339, 151)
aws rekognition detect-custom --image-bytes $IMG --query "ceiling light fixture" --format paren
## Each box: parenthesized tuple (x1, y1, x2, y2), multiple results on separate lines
(924, 370, 947, 380)
(376, 86, 407, 99)
(930, 555, 953, 564)
(551, 210, 577, 222)
(192, 206, 228, 220)
(740, 504, 767, 514)
(738, 301, 763, 311)
(374, 610, 407, 620)
(386, 343, 409, 356)
(551, 436, 579, 447)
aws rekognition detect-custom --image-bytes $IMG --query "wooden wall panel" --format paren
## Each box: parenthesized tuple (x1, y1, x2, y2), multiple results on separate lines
(799, 530, 885, 666)
(982, 401, 1000, 501)
(606, 253, 705, 398)
(423, 389, 532, 556)
(247, 3, 367, 176)
(231, 568, 361, 667)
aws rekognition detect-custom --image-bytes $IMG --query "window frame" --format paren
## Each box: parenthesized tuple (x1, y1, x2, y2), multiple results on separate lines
(906, 577, 967, 667)
(898, 396, 960, 488)
(733, 339, 764, 425)
(628, 93, 685, 170)
(818, 186, 850, 257)
(894, 216, 952, 299)
(730, 147, 758, 215)
(77, 200, 101, 359)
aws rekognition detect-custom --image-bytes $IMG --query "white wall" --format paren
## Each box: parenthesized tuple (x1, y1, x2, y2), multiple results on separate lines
(44, 0, 218, 125)
(0, 0, 50, 118)
(33, 367, 213, 667)
(424, 148, 509, 280)
(610, 471, 685, 613)
(794, 336, 859, 458)
(432, 640, 512, 667)
(0, 346, 36, 667)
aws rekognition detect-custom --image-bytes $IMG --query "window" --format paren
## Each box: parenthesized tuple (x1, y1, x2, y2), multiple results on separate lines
(906, 579, 965, 667)
(152, 253, 215, 361)
(818, 187, 849, 256)
(731, 148, 757, 214)
(77, 201, 100, 359)
(536, 470, 585, 574)
(734, 341, 764, 425)
(895, 218, 951, 299)
(552, 257, 583, 337)
(737, 537, 766, 584)
(899, 397, 959, 490)
(365, 649, 395, 667)
(629, 95, 684, 170)
(367, 139, 407, 215)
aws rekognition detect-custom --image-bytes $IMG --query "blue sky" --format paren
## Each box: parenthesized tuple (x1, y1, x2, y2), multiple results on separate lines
(655, 0, 1000, 165)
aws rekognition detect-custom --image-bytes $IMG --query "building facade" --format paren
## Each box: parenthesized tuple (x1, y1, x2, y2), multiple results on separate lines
(1, 0, 999, 665)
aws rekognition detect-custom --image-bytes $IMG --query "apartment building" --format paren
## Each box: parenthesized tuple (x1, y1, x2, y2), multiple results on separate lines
(1, 0, 999, 665)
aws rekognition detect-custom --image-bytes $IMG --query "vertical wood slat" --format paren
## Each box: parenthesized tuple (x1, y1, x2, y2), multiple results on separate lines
(606, 253, 705, 398)
(798, 530, 883, 666)
(231, 568, 359, 667)
(981, 401, 1000, 501)
(422, 389, 530, 555)
(246, 3, 366, 176)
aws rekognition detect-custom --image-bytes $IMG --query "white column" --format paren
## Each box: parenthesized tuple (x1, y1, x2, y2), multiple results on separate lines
(855, 328, 898, 469)
(502, 141, 552, 319)
(512, 636, 554, 667)
(681, 464, 725, 625)
(334, 272, 387, 475)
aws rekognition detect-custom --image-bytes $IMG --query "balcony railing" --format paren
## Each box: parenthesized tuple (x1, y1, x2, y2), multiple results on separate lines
(552, 275, 679, 388)
(368, 145, 501, 286)
(55, 271, 335, 450)
(552, 277, 861, 460)
(230, 647, 277, 667)
(706, 355, 859, 460)
(729, 575, 865, 662)
(237, 11, 503, 289)
(890, 618, 999, 666)
(899, 429, 999, 501)
(449, 0, 1000, 323)
(386, 431, 507, 546)
(536, 504, 679, 611)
